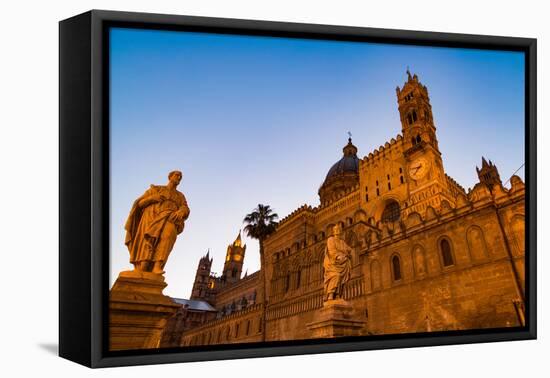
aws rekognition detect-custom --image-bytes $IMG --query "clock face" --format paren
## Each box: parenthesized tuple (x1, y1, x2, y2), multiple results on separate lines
(408, 157, 430, 180)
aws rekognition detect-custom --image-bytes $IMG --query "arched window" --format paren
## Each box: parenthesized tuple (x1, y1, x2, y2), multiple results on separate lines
(440, 238, 454, 267)
(381, 200, 401, 223)
(392, 255, 402, 281)
(408, 114, 413, 124)
(416, 134, 422, 144)
(412, 110, 418, 122)
(284, 274, 290, 292)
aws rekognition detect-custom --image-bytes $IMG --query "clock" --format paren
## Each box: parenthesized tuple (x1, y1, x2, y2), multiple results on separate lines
(408, 157, 430, 180)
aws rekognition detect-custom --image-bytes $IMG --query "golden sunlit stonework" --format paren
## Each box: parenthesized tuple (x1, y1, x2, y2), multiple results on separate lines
(155, 72, 526, 348)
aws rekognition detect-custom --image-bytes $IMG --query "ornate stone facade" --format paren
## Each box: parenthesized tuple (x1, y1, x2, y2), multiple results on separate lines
(172, 72, 525, 347)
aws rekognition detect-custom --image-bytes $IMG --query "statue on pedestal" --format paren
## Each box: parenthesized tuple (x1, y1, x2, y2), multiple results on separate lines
(124, 170, 190, 274)
(323, 224, 353, 301)
(308, 224, 364, 337)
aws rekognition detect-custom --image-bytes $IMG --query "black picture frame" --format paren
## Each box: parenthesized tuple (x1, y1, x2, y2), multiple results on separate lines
(59, 9, 537, 368)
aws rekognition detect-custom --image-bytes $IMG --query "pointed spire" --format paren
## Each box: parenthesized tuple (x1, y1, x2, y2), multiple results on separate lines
(233, 230, 242, 247)
(206, 248, 210, 258)
(407, 66, 412, 81)
(481, 156, 489, 167)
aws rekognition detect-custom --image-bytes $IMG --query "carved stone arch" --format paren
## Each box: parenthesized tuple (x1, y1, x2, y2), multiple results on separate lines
(468, 183, 492, 202)
(405, 212, 423, 228)
(466, 225, 489, 261)
(370, 259, 382, 290)
(272, 261, 281, 277)
(440, 199, 453, 214)
(412, 244, 427, 277)
(437, 235, 455, 268)
(510, 175, 525, 192)
(291, 255, 301, 271)
(304, 248, 313, 266)
(374, 195, 403, 223)
(314, 244, 325, 262)
(390, 252, 403, 282)
(510, 214, 525, 257)
(280, 259, 289, 275)
(425, 206, 439, 221)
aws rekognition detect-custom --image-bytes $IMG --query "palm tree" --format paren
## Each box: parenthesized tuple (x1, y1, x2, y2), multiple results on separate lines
(243, 204, 278, 341)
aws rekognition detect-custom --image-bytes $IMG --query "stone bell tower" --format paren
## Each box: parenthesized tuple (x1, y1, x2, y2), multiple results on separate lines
(476, 157, 502, 192)
(222, 231, 246, 285)
(190, 250, 213, 300)
(396, 70, 456, 214)
(396, 69, 440, 155)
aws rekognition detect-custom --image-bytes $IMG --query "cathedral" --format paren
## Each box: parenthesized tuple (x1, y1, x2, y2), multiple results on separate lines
(160, 71, 526, 347)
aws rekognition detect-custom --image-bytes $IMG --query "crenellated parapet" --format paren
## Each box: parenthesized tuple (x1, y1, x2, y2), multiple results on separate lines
(275, 204, 316, 231)
(360, 134, 405, 167)
(362, 175, 525, 253)
(445, 174, 467, 197)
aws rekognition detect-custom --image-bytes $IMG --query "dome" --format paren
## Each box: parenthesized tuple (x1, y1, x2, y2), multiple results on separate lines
(324, 153, 359, 180)
(319, 138, 360, 204)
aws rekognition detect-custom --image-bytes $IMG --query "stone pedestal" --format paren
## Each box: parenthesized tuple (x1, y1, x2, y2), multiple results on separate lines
(307, 299, 366, 338)
(109, 270, 182, 351)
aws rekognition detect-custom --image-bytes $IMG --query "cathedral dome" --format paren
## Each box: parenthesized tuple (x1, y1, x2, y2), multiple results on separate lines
(325, 151, 359, 179)
(319, 138, 360, 204)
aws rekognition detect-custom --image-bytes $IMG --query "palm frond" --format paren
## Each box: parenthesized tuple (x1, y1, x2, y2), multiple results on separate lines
(243, 203, 279, 241)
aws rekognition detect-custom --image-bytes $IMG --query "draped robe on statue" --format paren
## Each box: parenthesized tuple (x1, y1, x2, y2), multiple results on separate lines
(125, 184, 190, 265)
(323, 235, 352, 300)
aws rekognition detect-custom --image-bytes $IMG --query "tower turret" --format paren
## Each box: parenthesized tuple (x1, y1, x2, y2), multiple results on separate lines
(190, 250, 213, 300)
(396, 69, 439, 155)
(222, 231, 246, 284)
(476, 157, 502, 191)
(396, 71, 457, 215)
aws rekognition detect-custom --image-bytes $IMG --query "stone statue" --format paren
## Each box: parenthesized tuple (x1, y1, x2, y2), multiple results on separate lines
(323, 224, 353, 301)
(124, 170, 190, 274)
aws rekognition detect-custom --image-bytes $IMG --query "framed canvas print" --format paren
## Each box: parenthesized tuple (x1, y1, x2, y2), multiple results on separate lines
(59, 10, 537, 368)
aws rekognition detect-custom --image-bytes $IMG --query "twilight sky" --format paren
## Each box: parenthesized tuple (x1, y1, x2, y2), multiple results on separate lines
(109, 27, 525, 298)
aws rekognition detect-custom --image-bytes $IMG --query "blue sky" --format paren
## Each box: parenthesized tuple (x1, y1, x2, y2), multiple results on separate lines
(109, 27, 525, 297)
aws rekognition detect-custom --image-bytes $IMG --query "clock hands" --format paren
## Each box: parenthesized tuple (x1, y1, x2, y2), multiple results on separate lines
(411, 164, 422, 174)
